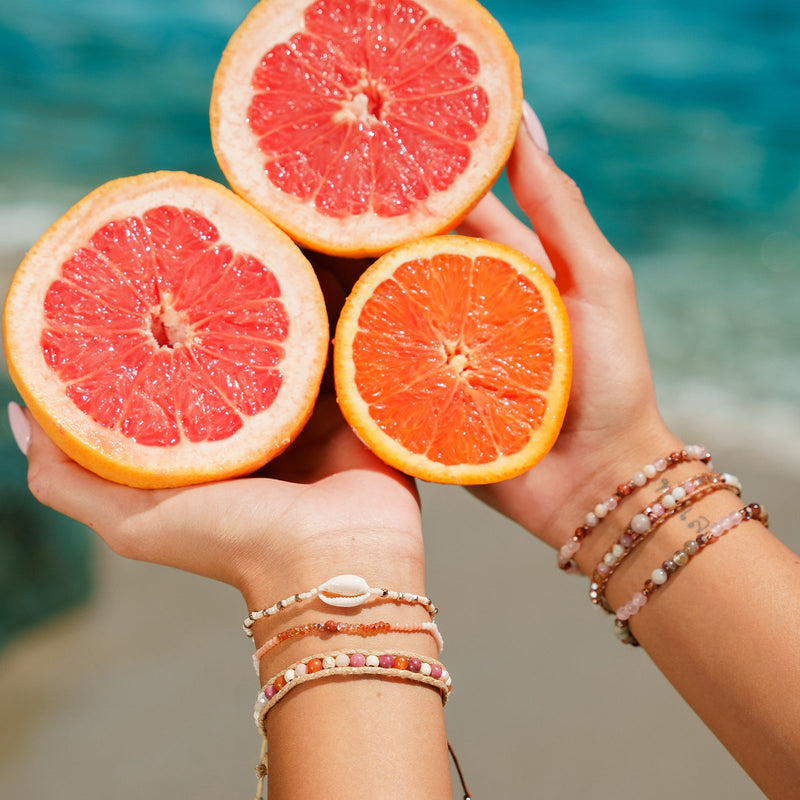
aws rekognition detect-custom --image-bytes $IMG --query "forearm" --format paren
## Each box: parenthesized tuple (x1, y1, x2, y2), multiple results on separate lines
(264, 660, 451, 799)
(552, 440, 800, 799)
(246, 565, 453, 800)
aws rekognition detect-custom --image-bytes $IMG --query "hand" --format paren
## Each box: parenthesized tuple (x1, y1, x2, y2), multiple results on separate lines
(14, 263, 425, 612)
(456, 111, 682, 549)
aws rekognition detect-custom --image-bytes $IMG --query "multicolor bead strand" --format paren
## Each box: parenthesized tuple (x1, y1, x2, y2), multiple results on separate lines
(254, 649, 452, 733)
(243, 573, 438, 637)
(252, 619, 444, 671)
(589, 472, 741, 612)
(613, 502, 768, 646)
(557, 445, 711, 572)
(251, 649, 459, 800)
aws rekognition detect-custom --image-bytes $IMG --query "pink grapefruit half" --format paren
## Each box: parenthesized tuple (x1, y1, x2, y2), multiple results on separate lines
(210, 0, 522, 257)
(3, 171, 329, 488)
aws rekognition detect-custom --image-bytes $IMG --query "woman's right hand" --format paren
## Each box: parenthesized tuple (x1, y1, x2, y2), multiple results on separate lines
(457, 105, 684, 552)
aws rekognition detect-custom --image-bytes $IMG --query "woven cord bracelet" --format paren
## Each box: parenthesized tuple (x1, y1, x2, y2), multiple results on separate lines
(254, 648, 452, 732)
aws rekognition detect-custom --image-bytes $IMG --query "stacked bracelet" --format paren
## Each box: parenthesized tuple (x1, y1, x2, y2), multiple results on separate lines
(589, 471, 742, 611)
(613, 502, 768, 646)
(557, 444, 712, 572)
(254, 649, 452, 733)
(246, 579, 465, 800)
(243, 574, 438, 637)
(253, 619, 444, 671)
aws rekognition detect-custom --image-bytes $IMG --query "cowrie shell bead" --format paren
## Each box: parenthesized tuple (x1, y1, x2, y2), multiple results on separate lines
(318, 574, 371, 607)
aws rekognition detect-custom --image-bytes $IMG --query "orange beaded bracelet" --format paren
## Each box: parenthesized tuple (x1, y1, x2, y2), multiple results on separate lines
(252, 618, 444, 670)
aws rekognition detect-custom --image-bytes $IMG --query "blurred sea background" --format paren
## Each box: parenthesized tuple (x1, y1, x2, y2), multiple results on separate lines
(0, 0, 798, 798)
(2, 0, 798, 457)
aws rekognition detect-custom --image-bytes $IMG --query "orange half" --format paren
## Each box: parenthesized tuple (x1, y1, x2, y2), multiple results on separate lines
(334, 235, 572, 484)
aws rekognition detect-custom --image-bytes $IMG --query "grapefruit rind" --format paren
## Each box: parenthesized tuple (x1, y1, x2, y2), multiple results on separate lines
(3, 171, 329, 488)
(333, 235, 572, 484)
(210, 0, 523, 258)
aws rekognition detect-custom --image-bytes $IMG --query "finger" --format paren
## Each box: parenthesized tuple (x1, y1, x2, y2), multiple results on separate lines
(20, 408, 277, 580)
(510, 103, 632, 295)
(456, 191, 554, 277)
(22, 408, 160, 547)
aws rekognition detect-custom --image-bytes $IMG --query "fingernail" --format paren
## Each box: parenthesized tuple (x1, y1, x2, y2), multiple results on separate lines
(8, 401, 31, 456)
(522, 100, 549, 154)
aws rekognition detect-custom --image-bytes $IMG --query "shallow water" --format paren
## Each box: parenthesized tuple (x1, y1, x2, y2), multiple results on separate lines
(1, 0, 798, 460)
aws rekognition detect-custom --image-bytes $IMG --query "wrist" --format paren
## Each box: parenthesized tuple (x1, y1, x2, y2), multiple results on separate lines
(241, 560, 437, 684)
(252, 600, 440, 686)
(238, 524, 427, 616)
(569, 450, 718, 580)
(549, 422, 687, 559)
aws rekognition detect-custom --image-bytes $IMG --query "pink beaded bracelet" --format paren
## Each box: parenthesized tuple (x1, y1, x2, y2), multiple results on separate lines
(558, 445, 712, 572)
(243, 574, 438, 637)
(252, 618, 444, 671)
(613, 502, 768, 646)
(589, 471, 742, 611)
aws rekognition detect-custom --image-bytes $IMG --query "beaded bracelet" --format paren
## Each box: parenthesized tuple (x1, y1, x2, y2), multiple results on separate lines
(613, 502, 768, 646)
(252, 619, 444, 670)
(243, 574, 438, 637)
(558, 444, 712, 572)
(589, 471, 741, 612)
(251, 649, 456, 800)
(254, 649, 452, 733)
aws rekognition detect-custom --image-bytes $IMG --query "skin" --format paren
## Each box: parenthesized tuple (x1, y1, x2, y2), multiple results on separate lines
(10, 119, 800, 798)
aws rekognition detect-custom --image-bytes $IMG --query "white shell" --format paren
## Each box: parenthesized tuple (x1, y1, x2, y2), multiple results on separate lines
(318, 574, 371, 607)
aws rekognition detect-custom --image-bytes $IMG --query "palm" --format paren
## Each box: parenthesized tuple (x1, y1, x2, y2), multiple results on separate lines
(468, 284, 660, 547)
(456, 139, 671, 548)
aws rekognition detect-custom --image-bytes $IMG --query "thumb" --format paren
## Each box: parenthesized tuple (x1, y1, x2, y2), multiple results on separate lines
(509, 102, 630, 294)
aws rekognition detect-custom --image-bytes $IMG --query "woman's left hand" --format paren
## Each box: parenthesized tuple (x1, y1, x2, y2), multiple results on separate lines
(13, 261, 426, 612)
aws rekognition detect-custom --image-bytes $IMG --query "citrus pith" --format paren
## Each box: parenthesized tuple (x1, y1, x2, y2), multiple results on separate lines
(210, 0, 522, 257)
(333, 235, 572, 484)
(3, 171, 329, 488)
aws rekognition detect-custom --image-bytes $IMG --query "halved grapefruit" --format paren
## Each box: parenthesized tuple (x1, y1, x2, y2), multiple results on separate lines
(3, 171, 329, 488)
(333, 235, 572, 484)
(210, 0, 522, 257)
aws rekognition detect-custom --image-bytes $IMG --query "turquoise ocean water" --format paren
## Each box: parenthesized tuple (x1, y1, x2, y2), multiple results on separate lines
(1, 0, 798, 463)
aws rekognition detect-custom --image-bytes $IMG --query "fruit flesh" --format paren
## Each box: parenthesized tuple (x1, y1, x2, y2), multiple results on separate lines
(41, 205, 289, 447)
(248, 0, 490, 218)
(351, 253, 556, 465)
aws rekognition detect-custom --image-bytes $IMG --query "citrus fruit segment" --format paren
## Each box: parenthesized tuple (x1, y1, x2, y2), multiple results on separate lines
(333, 235, 571, 484)
(210, 0, 522, 257)
(3, 171, 329, 488)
